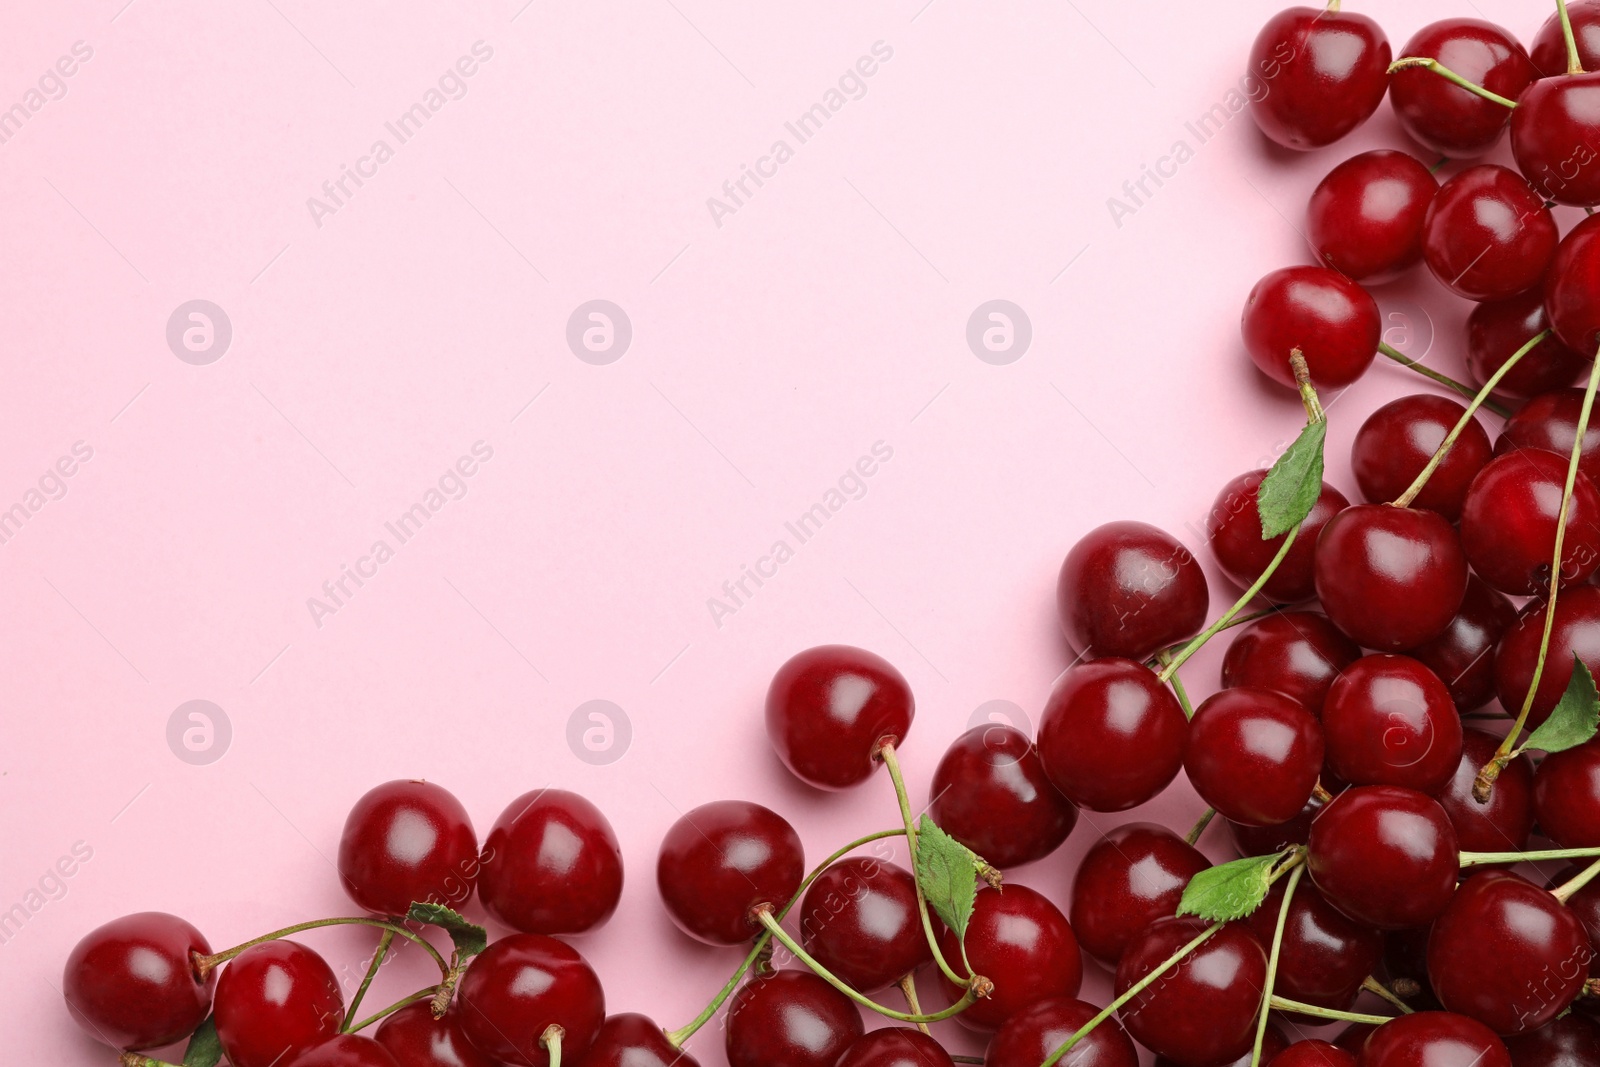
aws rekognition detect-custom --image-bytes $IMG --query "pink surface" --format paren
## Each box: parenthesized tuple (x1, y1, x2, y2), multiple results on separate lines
(0, 0, 1553, 1060)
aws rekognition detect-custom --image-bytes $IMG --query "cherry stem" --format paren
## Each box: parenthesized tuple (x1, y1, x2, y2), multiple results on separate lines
(1555, 855, 1600, 902)
(119, 1057, 182, 1067)
(1429, 155, 1450, 174)
(899, 973, 931, 1035)
(1250, 865, 1304, 1067)
(1560, 0, 1587, 74)
(194, 916, 449, 981)
(1157, 651, 1197, 718)
(1362, 976, 1415, 1014)
(1185, 808, 1217, 846)
(1151, 608, 1279, 665)
(1461, 845, 1600, 866)
(1159, 527, 1298, 683)
(342, 927, 394, 1032)
(1267, 997, 1395, 1025)
(543, 1025, 564, 1067)
(1391, 331, 1548, 508)
(1387, 57, 1519, 108)
(878, 741, 971, 986)
(347, 986, 438, 1033)
(1377, 343, 1514, 418)
(952, 1059, 985, 1066)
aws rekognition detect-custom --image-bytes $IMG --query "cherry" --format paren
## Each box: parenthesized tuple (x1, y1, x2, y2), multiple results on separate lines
(656, 800, 804, 946)
(1242, 266, 1381, 390)
(1550, 864, 1600, 977)
(1220, 611, 1360, 717)
(1246, 7, 1391, 150)
(1321, 654, 1462, 795)
(934, 884, 1082, 1032)
(1244, 880, 1382, 1017)
(1511, 74, 1600, 207)
(1069, 823, 1211, 966)
(1503, 1014, 1600, 1067)
(375, 1001, 502, 1067)
(833, 1028, 953, 1067)
(1272, 1041, 1355, 1067)
(1114, 916, 1266, 1067)
(1409, 576, 1516, 712)
(1421, 166, 1557, 302)
(567, 1014, 701, 1067)
(1352, 395, 1492, 522)
(456, 934, 605, 1067)
(1361, 1013, 1511, 1067)
(1305, 150, 1436, 283)
(62, 912, 215, 1051)
(1157, 1026, 1288, 1067)
(338, 780, 478, 918)
(1467, 289, 1589, 401)
(927, 723, 1077, 869)
(295, 1036, 402, 1067)
(1532, 1, 1600, 76)
(1436, 729, 1534, 856)
(1184, 686, 1324, 826)
(213, 940, 344, 1067)
(1056, 521, 1208, 662)
(478, 788, 623, 936)
(765, 645, 913, 790)
(1427, 869, 1593, 1035)
(1306, 785, 1460, 930)
(1496, 388, 1600, 487)
(1461, 450, 1600, 596)
(724, 970, 863, 1067)
(1313, 504, 1468, 652)
(1494, 585, 1600, 727)
(986, 997, 1139, 1067)
(1207, 470, 1348, 603)
(1546, 214, 1600, 353)
(799, 857, 928, 994)
(1533, 735, 1600, 849)
(1037, 658, 1188, 812)
(1227, 791, 1325, 857)
(1390, 20, 1535, 157)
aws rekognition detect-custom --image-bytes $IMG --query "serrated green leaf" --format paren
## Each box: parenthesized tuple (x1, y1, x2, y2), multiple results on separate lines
(1524, 656, 1600, 754)
(914, 816, 979, 945)
(1176, 853, 1280, 922)
(1258, 420, 1328, 539)
(406, 901, 488, 959)
(182, 1016, 222, 1067)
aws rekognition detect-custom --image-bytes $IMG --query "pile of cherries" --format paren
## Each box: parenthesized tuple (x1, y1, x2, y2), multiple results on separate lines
(57, 3, 1600, 1067)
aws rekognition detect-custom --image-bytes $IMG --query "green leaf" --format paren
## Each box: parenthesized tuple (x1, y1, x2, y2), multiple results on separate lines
(183, 1016, 222, 1067)
(406, 901, 488, 959)
(1524, 656, 1600, 754)
(1176, 853, 1280, 922)
(1257, 419, 1328, 539)
(914, 816, 980, 945)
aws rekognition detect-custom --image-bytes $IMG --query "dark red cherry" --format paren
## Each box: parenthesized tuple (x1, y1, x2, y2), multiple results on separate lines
(1361, 1013, 1511, 1067)
(338, 780, 478, 917)
(295, 1036, 401, 1067)
(567, 1014, 701, 1067)
(478, 789, 623, 936)
(1497, 389, 1600, 487)
(1207, 470, 1348, 603)
(1221, 611, 1360, 717)
(987, 997, 1139, 1067)
(456, 934, 605, 1067)
(1157, 1026, 1289, 1067)
(1321, 654, 1462, 795)
(1273, 1041, 1355, 1067)
(1115, 917, 1267, 1067)
(1247, 7, 1391, 150)
(1409, 576, 1516, 712)
(1184, 687, 1324, 826)
(928, 724, 1077, 868)
(1391, 20, 1535, 157)
(833, 1028, 953, 1067)
(1467, 289, 1589, 401)
(1422, 166, 1557, 301)
(375, 1001, 502, 1067)
(1495, 587, 1600, 728)
(935, 884, 1082, 1032)
(799, 857, 928, 994)
(62, 912, 214, 1051)
(1069, 823, 1210, 966)
(1512, 74, 1600, 207)
(1550, 864, 1600, 978)
(1307, 785, 1460, 930)
(1352, 395, 1491, 521)
(1436, 729, 1534, 855)
(656, 800, 804, 946)
(1461, 450, 1600, 596)
(1037, 659, 1188, 812)
(1056, 521, 1208, 662)
(1306, 150, 1436, 283)
(1244, 880, 1382, 1016)
(1314, 504, 1468, 652)
(1546, 214, 1600, 353)
(214, 940, 344, 1067)
(724, 970, 863, 1067)
(1534, 735, 1600, 849)
(1504, 1014, 1600, 1067)
(1532, 1, 1600, 75)
(765, 645, 914, 790)
(1242, 266, 1381, 390)
(1228, 792, 1326, 857)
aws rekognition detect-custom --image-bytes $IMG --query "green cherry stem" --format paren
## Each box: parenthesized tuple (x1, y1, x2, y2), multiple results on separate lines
(1555, 856, 1600, 902)
(1150, 608, 1281, 667)
(1157, 651, 1197, 718)
(1185, 808, 1218, 847)
(1267, 997, 1396, 1025)
(119, 1057, 182, 1067)
(1377, 343, 1514, 417)
(1250, 865, 1305, 1067)
(342, 928, 395, 1032)
(1362, 976, 1415, 1014)
(346, 986, 439, 1033)
(1159, 527, 1298, 683)
(1461, 845, 1600, 867)
(1560, 0, 1587, 74)
(1387, 57, 1519, 108)
(878, 742, 971, 986)
(194, 916, 449, 981)
(543, 1025, 565, 1067)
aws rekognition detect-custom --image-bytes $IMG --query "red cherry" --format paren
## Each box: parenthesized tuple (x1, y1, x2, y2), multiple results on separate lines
(1321, 654, 1462, 795)
(1244, 881, 1382, 1016)
(1037, 659, 1188, 812)
(1352, 395, 1492, 522)
(1533, 735, 1600, 849)
(1361, 1013, 1511, 1067)
(1114, 917, 1267, 1067)
(1494, 586, 1600, 728)
(1307, 785, 1460, 930)
(62, 912, 215, 1051)
(1056, 521, 1208, 662)
(986, 997, 1139, 1067)
(1184, 687, 1324, 826)
(1207, 470, 1348, 603)
(1467, 289, 1588, 401)
(935, 884, 1082, 1032)
(295, 1036, 401, 1067)
(1242, 266, 1381, 391)
(1227, 792, 1326, 857)
(927, 724, 1077, 868)
(1069, 823, 1210, 966)
(478, 789, 623, 936)
(1409, 576, 1516, 712)
(1221, 611, 1360, 717)
(1496, 389, 1600, 487)
(1313, 504, 1468, 652)
(1512, 74, 1600, 207)
(567, 1014, 701, 1067)
(1461, 450, 1600, 596)
(214, 940, 344, 1067)
(799, 857, 929, 994)
(1436, 729, 1534, 856)
(1246, 7, 1391, 150)
(1503, 1014, 1600, 1067)
(375, 1001, 502, 1067)
(456, 934, 605, 1067)
(1550, 864, 1600, 978)
(1421, 166, 1557, 302)
(834, 1028, 954, 1067)
(338, 780, 478, 917)
(1305, 151, 1436, 282)
(765, 645, 913, 790)
(1390, 20, 1535, 157)
(1272, 1041, 1355, 1067)
(1530, 1, 1600, 76)
(1546, 214, 1600, 353)
(656, 800, 804, 946)
(724, 970, 863, 1067)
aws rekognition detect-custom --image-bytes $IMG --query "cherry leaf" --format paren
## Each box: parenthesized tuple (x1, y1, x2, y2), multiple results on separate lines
(1257, 419, 1327, 540)
(1176, 853, 1280, 922)
(914, 816, 979, 946)
(1524, 656, 1600, 755)
(183, 1016, 222, 1067)
(406, 902, 488, 960)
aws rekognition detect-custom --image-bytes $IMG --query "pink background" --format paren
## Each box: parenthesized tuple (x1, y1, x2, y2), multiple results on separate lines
(0, 0, 1559, 1060)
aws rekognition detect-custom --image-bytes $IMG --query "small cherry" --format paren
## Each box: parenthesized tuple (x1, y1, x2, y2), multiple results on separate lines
(478, 789, 623, 936)
(1247, 7, 1391, 150)
(1436, 729, 1534, 855)
(1244, 880, 1382, 1016)
(1228, 791, 1325, 857)
(1503, 1014, 1600, 1067)
(1220, 611, 1360, 717)
(1361, 1013, 1511, 1067)
(1184, 686, 1324, 826)
(1321, 654, 1463, 795)
(986, 997, 1139, 1067)
(566, 1014, 701, 1067)
(1546, 214, 1600, 352)
(1069, 822, 1210, 966)
(934, 884, 1082, 1032)
(1409, 576, 1516, 712)
(62, 912, 215, 1051)
(1305, 150, 1437, 282)
(213, 940, 344, 1067)
(1494, 585, 1600, 727)
(656, 800, 804, 946)
(1313, 504, 1468, 652)
(724, 970, 863, 1067)
(799, 857, 929, 994)
(1496, 388, 1600, 486)
(338, 780, 479, 917)
(1390, 20, 1536, 157)
(1307, 784, 1460, 930)
(1421, 165, 1558, 301)
(834, 1028, 954, 1067)
(1272, 1042, 1355, 1067)
(1530, 1, 1600, 76)
(765, 645, 914, 790)
(375, 1001, 502, 1067)
(1207, 470, 1348, 603)
(1242, 266, 1381, 390)
(1461, 450, 1600, 596)
(928, 723, 1077, 868)
(456, 934, 606, 1067)
(1352, 395, 1492, 521)
(1056, 521, 1208, 662)
(294, 1036, 402, 1067)
(1533, 735, 1600, 849)
(1467, 289, 1589, 400)
(1550, 864, 1600, 977)
(1114, 917, 1267, 1067)
(1512, 73, 1600, 207)
(1037, 658, 1188, 812)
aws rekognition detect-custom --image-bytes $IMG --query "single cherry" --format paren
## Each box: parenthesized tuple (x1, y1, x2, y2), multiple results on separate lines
(567, 1014, 701, 1067)
(294, 1036, 402, 1067)
(1494, 585, 1600, 727)
(1037, 658, 1188, 812)
(1533, 735, 1600, 849)
(1436, 729, 1534, 856)
(478, 789, 623, 936)
(456, 934, 605, 1067)
(1512, 74, 1600, 207)
(1220, 611, 1360, 717)
(1069, 822, 1210, 966)
(1409, 576, 1516, 712)
(1228, 791, 1326, 857)
(62, 912, 215, 1051)
(1247, 7, 1391, 150)
(765, 645, 914, 790)
(1496, 388, 1600, 487)
(1391, 20, 1535, 157)
(1504, 1014, 1600, 1067)
(1272, 1041, 1355, 1067)
(1313, 504, 1468, 652)
(834, 1028, 954, 1067)
(1056, 521, 1208, 662)
(1184, 686, 1324, 826)
(1421, 165, 1557, 301)
(986, 997, 1139, 1067)
(1531, 1, 1600, 76)
(1207, 470, 1348, 603)
(1321, 654, 1462, 795)
(1551, 864, 1600, 978)
(1467, 288, 1589, 401)
(1352, 394, 1491, 521)
(724, 970, 863, 1067)
(375, 1001, 502, 1067)
(1461, 450, 1600, 596)
(1242, 266, 1381, 390)
(1114, 917, 1267, 1067)
(1361, 1013, 1511, 1067)
(1244, 880, 1382, 1016)
(799, 857, 929, 994)
(1305, 150, 1436, 282)
(927, 723, 1077, 868)
(1545, 213, 1600, 353)
(1306, 784, 1460, 930)
(656, 800, 804, 946)
(338, 780, 478, 917)
(213, 940, 344, 1067)
(934, 884, 1082, 1032)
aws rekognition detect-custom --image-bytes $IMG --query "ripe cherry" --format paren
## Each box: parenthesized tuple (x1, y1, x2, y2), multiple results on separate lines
(1422, 166, 1557, 301)
(1390, 20, 1535, 157)
(478, 789, 623, 936)
(375, 1001, 502, 1067)
(1244, 880, 1382, 1016)
(1531, 1, 1600, 76)
(1467, 289, 1588, 401)
(295, 1036, 401, 1067)
(799, 857, 928, 994)
(1207, 470, 1347, 603)
(1361, 1013, 1511, 1067)
(1504, 1014, 1600, 1067)
(1511, 74, 1600, 207)
(1307, 785, 1460, 930)
(1114, 916, 1266, 1067)
(213, 940, 344, 1067)
(568, 1014, 701, 1067)
(934, 884, 1082, 1032)
(1321, 654, 1462, 795)
(1305, 150, 1436, 282)
(1313, 504, 1468, 652)
(456, 934, 605, 1067)
(1546, 214, 1600, 353)
(1461, 450, 1600, 596)
(1409, 576, 1516, 712)
(1496, 388, 1600, 486)
(1352, 394, 1491, 522)
(1069, 823, 1210, 966)
(656, 800, 804, 946)
(834, 1028, 954, 1067)
(338, 780, 478, 917)
(1220, 611, 1360, 717)
(724, 970, 863, 1067)
(1436, 729, 1534, 856)
(1533, 735, 1600, 849)
(1037, 659, 1188, 812)
(927, 723, 1077, 868)
(1242, 266, 1381, 390)
(765, 645, 913, 790)
(1184, 687, 1324, 826)
(1273, 1041, 1355, 1067)
(1550, 864, 1600, 978)
(62, 912, 215, 1051)
(1056, 521, 1208, 662)
(1228, 792, 1325, 857)
(1247, 7, 1391, 150)
(1494, 585, 1600, 727)
(986, 997, 1139, 1067)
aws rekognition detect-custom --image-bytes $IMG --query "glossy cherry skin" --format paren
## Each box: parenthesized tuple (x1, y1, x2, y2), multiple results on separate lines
(1159, 1027, 1289, 1067)
(1546, 214, 1600, 354)
(1242, 266, 1381, 390)
(765, 645, 913, 790)
(456, 934, 605, 1067)
(1496, 587, 1600, 728)
(1314, 504, 1468, 652)
(1115, 917, 1267, 1067)
(1361, 1013, 1512, 1067)
(1353, 395, 1491, 522)
(928, 724, 1077, 868)
(1437, 729, 1534, 856)
(1321, 655, 1462, 795)
(295, 1036, 402, 1067)
(374, 1001, 502, 1067)
(1305, 150, 1436, 283)
(1273, 1042, 1354, 1067)
(1467, 289, 1589, 401)
(1391, 20, 1535, 157)
(1247, 7, 1390, 150)
(987, 997, 1139, 1067)
(1497, 389, 1600, 487)
(1504, 1014, 1600, 1067)
(478, 789, 623, 936)
(1037, 658, 1188, 812)
(656, 800, 804, 945)
(1228, 792, 1326, 857)
(1070, 823, 1210, 966)
(1534, 736, 1600, 848)
(1422, 166, 1557, 302)
(214, 940, 344, 1067)
(1551, 864, 1600, 979)
(1207, 470, 1347, 603)
(799, 857, 928, 994)
(1307, 785, 1460, 930)
(935, 884, 1081, 1032)
(1221, 611, 1360, 717)
(338, 780, 478, 917)
(62, 912, 215, 1051)
(1245, 881, 1382, 1015)
(1531, 1, 1600, 76)
(1057, 521, 1208, 662)
(1512, 75, 1600, 207)
(724, 970, 863, 1067)
(567, 1014, 701, 1067)
(1184, 687, 1324, 826)
(1410, 576, 1515, 712)
(834, 1028, 953, 1067)
(1461, 450, 1600, 596)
